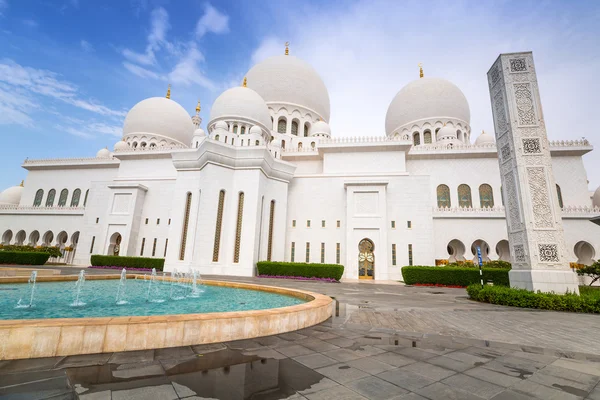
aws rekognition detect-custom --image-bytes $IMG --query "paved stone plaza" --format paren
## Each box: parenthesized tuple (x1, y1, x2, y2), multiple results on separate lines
(1, 271, 600, 399)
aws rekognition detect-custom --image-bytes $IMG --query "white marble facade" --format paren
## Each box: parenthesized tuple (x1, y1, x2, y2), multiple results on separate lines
(1, 50, 599, 282)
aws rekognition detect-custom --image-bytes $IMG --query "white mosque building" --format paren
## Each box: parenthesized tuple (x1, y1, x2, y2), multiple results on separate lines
(1, 46, 599, 280)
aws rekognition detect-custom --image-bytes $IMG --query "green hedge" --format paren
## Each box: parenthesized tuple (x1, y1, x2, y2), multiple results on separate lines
(0, 251, 50, 265)
(90, 255, 164, 271)
(467, 284, 600, 313)
(401, 266, 510, 286)
(257, 261, 344, 281)
(0, 245, 62, 258)
(445, 260, 511, 269)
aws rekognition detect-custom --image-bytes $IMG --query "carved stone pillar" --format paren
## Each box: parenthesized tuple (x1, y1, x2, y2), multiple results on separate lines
(487, 51, 578, 293)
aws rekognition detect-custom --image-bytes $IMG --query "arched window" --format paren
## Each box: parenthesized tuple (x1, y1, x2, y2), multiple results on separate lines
(281, 139, 286, 149)
(84, 189, 89, 207)
(140, 142, 147, 148)
(240, 126, 246, 135)
(267, 200, 275, 261)
(413, 132, 420, 146)
(311, 141, 315, 149)
(500, 186, 504, 206)
(458, 184, 472, 208)
(179, 192, 192, 261)
(215, 134, 220, 141)
(304, 123, 310, 137)
(58, 189, 69, 207)
(70, 189, 81, 207)
(556, 184, 564, 209)
(233, 125, 238, 134)
(255, 140, 260, 145)
(149, 143, 156, 148)
(33, 189, 44, 206)
(423, 130, 432, 144)
(291, 120, 299, 136)
(132, 142, 138, 148)
(277, 118, 287, 134)
(479, 184, 494, 208)
(437, 185, 451, 208)
(46, 189, 56, 207)
(457, 130, 463, 142)
(231, 137, 235, 145)
(298, 142, 303, 150)
(233, 192, 244, 263)
(213, 190, 225, 262)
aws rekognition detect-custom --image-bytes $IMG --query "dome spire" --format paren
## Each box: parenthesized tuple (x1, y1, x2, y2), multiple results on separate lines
(166, 84, 171, 99)
(195, 99, 201, 116)
(419, 63, 424, 78)
(285, 41, 289, 55)
(19, 180, 24, 187)
(242, 77, 247, 87)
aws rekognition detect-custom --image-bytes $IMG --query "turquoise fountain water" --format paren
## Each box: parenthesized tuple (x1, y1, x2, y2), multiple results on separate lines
(3, 269, 304, 320)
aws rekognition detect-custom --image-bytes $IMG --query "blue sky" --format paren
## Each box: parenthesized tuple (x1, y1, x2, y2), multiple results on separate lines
(1, 0, 599, 192)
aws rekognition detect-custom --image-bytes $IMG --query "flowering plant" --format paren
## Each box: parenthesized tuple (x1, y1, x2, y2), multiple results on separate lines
(257, 274, 339, 283)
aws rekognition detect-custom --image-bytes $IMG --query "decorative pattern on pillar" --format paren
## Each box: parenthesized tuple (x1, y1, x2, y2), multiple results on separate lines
(212, 190, 225, 262)
(179, 192, 192, 260)
(267, 200, 275, 261)
(487, 51, 577, 293)
(233, 192, 244, 263)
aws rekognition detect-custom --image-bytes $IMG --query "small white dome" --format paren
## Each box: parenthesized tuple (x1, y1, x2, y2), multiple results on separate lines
(386, 77, 470, 136)
(475, 130, 495, 146)
(114, 141, 128, 151)
(310, 120, 331, 137)
(96, 148, 111, 158)
(214, 121, 228, 131)
(593, 186, 600, 208)
(249, 125, 262, 135)
(209, 86, 272, 130)
(246, 55, 331, 121)
(0, 184, 23, 205)
(437, 125, 456, 140)
(123, 97, 194, 147)
(193, 128, 206, 137)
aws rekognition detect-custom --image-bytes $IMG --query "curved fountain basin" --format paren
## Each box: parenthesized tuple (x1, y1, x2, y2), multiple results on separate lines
(0, 275, 333, 360)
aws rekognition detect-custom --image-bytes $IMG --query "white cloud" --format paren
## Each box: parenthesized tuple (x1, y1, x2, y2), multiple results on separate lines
(123, 61, 164, 80)
(80, 39, 94, 52)
(0, 59, 126, 129)
(168, 45, 215, 90)
(122, 6, 170, 66)
(22, 19, 38, 28)
(0, 0, 7, 15)
(195, 3, 229, 39)
(58, 122, 122, 139)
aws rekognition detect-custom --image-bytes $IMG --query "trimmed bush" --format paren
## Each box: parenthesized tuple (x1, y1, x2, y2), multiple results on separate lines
(401, 266, 510, 287)
(90, 255, 164, 271)
(257, 261, 344, 281)
(0, 251, 50, 265)
(467, 284, 600, 313)
(444, 260, 512, 269)
(0, 245, 62, 258)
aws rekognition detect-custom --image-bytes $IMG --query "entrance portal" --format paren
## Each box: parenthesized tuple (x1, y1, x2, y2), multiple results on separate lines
(108, 233, 122, 256)
(358, 238, 375, 279)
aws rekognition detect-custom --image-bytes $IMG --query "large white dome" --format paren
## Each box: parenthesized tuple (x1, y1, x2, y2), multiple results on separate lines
(122, 97, 194, 146)
(593, 186, 600, 208)
(385, 77, 470, 136)
(0, 184, 23, 205)
(246, 55, 330, 122)
(209, 86, 272, 130)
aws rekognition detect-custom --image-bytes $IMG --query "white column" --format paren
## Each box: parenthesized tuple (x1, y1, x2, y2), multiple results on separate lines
(487, 51, 578, 293)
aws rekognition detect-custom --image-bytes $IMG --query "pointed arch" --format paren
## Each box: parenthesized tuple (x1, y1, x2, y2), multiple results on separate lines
(413, 132, 420, 146)
(33, 189, 44, 206)
(479, 184, 494, 208)
(277, 117, 287, 134)
(46, 189, 56, 207)
(556, 184, 564, 209)
(70, 188, 81, 207)
(436, 185, 451, 208)
(458, 184, 472, 208)
(58, 189, 69, 207)
(291, 120, 299, 136)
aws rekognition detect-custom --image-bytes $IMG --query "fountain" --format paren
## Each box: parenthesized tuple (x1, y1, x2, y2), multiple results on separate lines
(71, 270, 86, 307)
(146, 268, 156, 302)
(190, 268, 203, 297)
(115, 268, 128, 305)
(16, 270, 37, 308)
(169, 268, 178, 300)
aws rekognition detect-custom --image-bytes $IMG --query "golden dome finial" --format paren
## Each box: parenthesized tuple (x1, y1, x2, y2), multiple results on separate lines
(242, 77, 247, 87)
(418, 63, 424, 78)
(19, 180, 24, 187)
(482, 129, 485, 135)
(166, 84, 171, 99)
(285, 41, 289, 56)
(195, 99, 201, 115)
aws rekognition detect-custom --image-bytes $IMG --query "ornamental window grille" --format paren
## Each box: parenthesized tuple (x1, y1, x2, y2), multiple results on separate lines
(423, 130, 432, 144)
(152, 238, 157, 256)
(58, 189, 68, 207)
(311, 142, 315, 149)
(479, 184, 494, 208)
(292, 219, 296, 227)
(391, 221, 396, 229)
(336, 243, 340, 264)
(321, 242, 325, 263)
(267, 200, 275, 261)
(89, 236, 95, 254)
(70, 189, 81, 207)
(33, 189, 44, 206)
(436, 185, 451, 208)
(233, 125, 238, 133)
(408, 244, 413, 266)
(291, 121, 299, 136)
(337, 220, 341, 228)
(291, 242, 295, 262)
(304, 123, 309, 137)
(164, 239, 168, 257)
(458, 184, 473, 208)
(392, 244, 397, 266)
(321, 220, 326, 228)
(84, 189, 89, 206)
(233, 192, 244, 263)
(298, 143, 303, 150)
(413, 132, 420, 146)
(277, 118, 287, 133)
(241, 126, 246, 135)
(46, 189, 56, 207)
(500, 186, 504, 206)
(305, 242, 310, 263)
(556, 184, 564, 209)
(180, 192, 192, 260)
(212, 190, 225, 262)
(140, 238, 146, 256)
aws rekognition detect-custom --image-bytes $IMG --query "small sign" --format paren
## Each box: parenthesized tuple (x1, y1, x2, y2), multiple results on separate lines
(476, 246, 483, 266)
